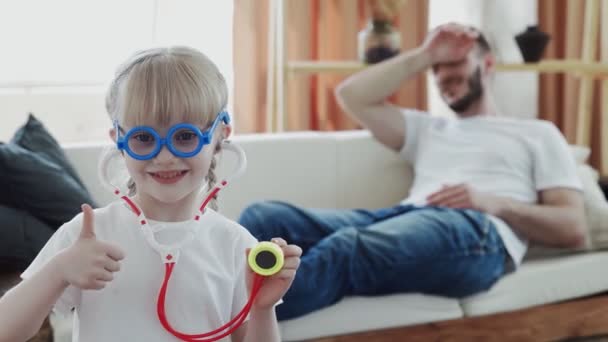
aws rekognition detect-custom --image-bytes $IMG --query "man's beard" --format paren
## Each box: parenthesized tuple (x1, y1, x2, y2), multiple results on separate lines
(447, 67, 483, 113)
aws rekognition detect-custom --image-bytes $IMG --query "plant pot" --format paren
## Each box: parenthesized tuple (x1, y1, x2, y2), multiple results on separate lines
(515, 25, 551, 63)
(358, 19, 401, 64)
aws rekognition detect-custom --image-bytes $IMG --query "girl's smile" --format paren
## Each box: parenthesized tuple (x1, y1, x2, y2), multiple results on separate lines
(147, 170, 190, 185)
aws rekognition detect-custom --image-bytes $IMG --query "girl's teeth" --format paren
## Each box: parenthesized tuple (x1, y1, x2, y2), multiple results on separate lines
(156, 171, 181, 179)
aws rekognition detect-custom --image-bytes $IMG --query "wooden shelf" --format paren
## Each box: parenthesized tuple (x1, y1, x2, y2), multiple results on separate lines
(287, 60, 608, 78)
(287, 61, 366, 74)
(496, 60, 608, 76)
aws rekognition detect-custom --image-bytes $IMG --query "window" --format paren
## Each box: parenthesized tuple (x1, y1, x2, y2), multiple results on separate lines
(0, 0, 234, 144)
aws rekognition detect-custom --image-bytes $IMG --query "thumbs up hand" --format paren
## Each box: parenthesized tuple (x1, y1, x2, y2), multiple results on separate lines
(57, 204, 125, 290)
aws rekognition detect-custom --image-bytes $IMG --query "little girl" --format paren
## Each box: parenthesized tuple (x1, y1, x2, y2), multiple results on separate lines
(0, 46, 301, 342)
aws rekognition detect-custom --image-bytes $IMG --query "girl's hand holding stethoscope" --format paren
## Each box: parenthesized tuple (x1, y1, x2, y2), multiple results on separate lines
(245, 238, 302, 310)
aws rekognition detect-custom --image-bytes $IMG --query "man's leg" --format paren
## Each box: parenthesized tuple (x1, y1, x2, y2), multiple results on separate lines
(238, 201, 407, 253)
(277, 207, 507, 320)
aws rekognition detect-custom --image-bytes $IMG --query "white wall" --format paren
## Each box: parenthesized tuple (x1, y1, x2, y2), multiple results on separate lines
(1, 89, 109, 144)
(428, 0, 538, 119)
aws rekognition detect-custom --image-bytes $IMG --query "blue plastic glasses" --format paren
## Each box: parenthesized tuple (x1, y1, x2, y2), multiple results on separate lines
(115, 111, 230, 160)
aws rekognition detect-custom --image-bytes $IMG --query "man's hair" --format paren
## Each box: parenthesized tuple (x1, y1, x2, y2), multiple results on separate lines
(469, 26, 491, 54)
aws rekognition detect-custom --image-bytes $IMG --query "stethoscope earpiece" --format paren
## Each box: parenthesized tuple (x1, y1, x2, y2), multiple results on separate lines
(248, 241, 284, 277)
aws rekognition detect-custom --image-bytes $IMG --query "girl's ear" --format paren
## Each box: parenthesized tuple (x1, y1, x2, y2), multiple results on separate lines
(109, 128, 117, 142)
(221, 124, 232, 140)
(214, 124, 233, 154)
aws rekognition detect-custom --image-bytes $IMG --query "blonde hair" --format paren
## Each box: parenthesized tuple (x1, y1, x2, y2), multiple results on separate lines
(103, 46, 228, 210)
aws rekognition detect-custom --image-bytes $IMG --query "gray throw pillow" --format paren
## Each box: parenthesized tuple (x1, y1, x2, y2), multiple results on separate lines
(0, 205, 54, 271)
(0, 114, 96, 229)
(11, 113, 88, 190)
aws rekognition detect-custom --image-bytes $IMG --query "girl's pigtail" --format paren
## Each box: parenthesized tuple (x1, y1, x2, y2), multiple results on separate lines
(206, 144, 222, 211)
(127, 178, 137, 196)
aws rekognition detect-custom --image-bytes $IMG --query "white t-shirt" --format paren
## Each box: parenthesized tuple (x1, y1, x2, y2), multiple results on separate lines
(22, 201, 258, 342)
(399, 110, 583, 267)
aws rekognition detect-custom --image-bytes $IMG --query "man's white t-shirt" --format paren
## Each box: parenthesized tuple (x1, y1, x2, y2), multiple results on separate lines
(399, 110, 583, 267)
(22, 201, 258, 342)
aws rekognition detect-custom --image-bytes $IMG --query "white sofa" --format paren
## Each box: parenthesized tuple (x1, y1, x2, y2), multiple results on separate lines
(52, 130, 608, 341)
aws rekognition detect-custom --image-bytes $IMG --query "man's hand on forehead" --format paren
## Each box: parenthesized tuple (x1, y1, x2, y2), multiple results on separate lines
(434, 22, 479, 37)
(423, 22, 480, 66)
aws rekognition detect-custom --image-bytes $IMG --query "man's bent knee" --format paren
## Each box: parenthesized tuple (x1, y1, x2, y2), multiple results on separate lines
(238, 201, 290, 237)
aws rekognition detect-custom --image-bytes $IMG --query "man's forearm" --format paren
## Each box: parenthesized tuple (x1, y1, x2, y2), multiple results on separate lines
(336, 47, 431, 107)
(494, 198, 587, 248)
(243, 307, 280, 342)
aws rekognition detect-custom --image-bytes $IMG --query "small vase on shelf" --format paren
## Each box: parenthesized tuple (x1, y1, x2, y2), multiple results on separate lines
(515, 25, 551, 63)
(358, 19, 401, 64)
(358, 0, 406, 64)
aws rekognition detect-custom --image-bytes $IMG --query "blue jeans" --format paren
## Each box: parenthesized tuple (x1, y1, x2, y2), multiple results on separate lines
(238, 201, 508, 320)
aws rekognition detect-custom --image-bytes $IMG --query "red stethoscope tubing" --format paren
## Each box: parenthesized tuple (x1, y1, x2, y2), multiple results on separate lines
(150, 182, 263, 341)
(157, 263, 264, 341)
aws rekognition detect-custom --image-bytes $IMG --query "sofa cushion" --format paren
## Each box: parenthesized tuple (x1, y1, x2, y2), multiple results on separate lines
(279, 294, 462, 341)
(586, 199, 608, 250)
(11, 113, 89, 191)
(216, 132, 341, 219)
(566, 148, 608, 251)
(63, 142, 115, 207)
(526, 163, 608, 258)
(567, 147, 608, 251)
(577, 164, 608, 250)
(334, 130, 413, 209)
(462, 251, 608, 316)
(0, 142, 95, 228)
(0, 205, 55, 271)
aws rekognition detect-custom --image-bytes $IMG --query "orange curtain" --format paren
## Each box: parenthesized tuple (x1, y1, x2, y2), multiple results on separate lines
(234, 0, 429, 133)
(233, 0, 270, 133)
(538, 0, 603, 169)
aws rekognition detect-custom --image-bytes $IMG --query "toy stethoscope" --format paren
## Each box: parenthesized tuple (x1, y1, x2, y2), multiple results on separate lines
(101, 138, 283, 341)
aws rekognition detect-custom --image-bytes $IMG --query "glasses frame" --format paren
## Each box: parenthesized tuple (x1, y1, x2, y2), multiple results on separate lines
(114, 111, 230, 160)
